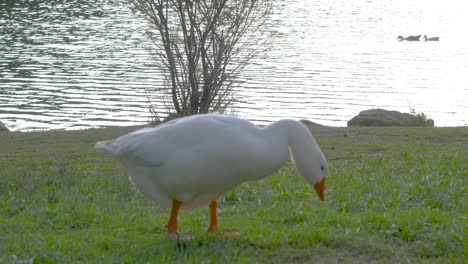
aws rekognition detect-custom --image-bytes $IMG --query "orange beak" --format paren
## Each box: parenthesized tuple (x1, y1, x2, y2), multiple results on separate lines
(313, 178, 326, 201)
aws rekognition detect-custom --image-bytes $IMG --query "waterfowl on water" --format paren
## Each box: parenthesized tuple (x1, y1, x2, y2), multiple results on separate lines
(95, 114, 328, 236)
(422, 35, 440, 41)
(397, 35, 423, 41)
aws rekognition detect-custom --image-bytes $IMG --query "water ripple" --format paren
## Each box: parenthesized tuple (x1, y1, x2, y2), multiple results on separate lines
(1, 0, 467, 131)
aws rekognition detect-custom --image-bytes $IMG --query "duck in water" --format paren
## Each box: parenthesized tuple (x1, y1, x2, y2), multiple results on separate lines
(397, 35, 423, 41)
(422, 35, 440, 41)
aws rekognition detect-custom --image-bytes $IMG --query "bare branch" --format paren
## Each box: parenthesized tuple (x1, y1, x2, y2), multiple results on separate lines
(130, 0, 271, 118)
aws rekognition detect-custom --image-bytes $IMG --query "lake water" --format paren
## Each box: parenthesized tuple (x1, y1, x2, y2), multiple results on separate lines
(1, 0, 467, 131)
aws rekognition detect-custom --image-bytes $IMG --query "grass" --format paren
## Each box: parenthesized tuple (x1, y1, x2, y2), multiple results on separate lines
(0, 125, 467, 263)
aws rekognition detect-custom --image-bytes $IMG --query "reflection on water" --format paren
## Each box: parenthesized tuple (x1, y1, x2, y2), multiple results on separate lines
(1, 0, 467, 131)
(0, 0, 165, 130)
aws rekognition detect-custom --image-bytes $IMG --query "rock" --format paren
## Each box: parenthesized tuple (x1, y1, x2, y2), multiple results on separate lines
(0, 121, 9, 132)
(425, 119, 435, 127)
(347, 109, 434, 127)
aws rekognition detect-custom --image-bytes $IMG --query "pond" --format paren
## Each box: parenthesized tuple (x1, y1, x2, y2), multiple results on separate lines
(1, 0, 467, 131)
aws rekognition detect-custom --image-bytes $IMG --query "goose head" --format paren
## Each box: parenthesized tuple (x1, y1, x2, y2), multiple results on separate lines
(285, 120, 328, 200)
(293, 145, 328, 201)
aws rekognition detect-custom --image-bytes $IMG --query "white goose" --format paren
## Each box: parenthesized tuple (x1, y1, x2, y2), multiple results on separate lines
(95, 114, 328, 235)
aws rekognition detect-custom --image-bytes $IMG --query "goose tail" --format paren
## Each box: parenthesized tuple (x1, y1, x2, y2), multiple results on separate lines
(94, 140, 118, 154)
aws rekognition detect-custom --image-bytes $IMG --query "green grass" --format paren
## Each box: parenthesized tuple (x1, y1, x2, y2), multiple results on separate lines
(0, 126, 467, 263)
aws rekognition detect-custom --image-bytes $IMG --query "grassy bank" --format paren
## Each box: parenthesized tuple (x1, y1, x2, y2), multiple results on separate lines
(0, 126, 467, 263)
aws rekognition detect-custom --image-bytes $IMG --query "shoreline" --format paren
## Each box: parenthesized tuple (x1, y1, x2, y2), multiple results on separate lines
(2, 125, 467, 154)
(2, 122, 468, 134)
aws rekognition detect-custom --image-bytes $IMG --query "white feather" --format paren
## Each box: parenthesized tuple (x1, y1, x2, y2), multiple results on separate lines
(95, 114, 328, 210)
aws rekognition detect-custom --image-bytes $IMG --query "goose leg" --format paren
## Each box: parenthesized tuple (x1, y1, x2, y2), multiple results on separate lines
(207, 200, 219, 233)
(166, 199, 182, 235)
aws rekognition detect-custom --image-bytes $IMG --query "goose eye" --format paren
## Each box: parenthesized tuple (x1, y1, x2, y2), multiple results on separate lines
(320, 165, 325, 171)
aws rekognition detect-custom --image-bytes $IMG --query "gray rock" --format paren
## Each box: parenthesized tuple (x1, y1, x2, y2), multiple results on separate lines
(347, 109, 434, 127)
(0, 121, 9, 132)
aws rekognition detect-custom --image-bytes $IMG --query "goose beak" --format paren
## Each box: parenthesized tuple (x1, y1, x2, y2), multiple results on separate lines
(313, 178, 326, 201)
